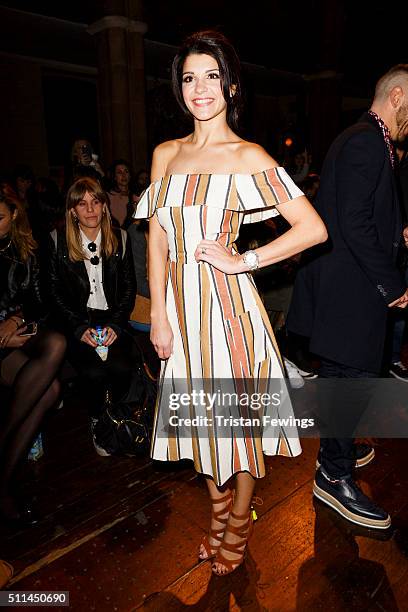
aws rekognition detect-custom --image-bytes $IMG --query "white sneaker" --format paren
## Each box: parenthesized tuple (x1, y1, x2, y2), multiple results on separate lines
(92, 437, 112, 457)
(90, 418, 111, 457)
(389, 361, 408, 382)
(284, 358, 305, 389)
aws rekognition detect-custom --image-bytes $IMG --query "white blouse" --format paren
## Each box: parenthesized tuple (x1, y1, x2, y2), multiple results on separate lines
(80, 229, 108, 311)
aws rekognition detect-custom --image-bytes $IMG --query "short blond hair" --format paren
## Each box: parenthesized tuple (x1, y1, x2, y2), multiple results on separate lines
(374, 64, 408, 102)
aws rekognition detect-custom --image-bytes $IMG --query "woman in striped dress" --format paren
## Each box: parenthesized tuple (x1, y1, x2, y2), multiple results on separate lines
(135, 31, 327, 575)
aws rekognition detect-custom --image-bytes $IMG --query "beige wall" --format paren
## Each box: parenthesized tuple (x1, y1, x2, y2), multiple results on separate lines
(0, 56, 49, 176)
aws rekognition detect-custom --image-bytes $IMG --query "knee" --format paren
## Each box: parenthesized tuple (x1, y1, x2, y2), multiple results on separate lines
(48, 332, 67, 361)
(39, 329, 67, 364)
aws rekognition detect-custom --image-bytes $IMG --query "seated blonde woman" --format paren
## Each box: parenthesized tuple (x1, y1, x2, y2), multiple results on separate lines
(48, 177, 136, 452)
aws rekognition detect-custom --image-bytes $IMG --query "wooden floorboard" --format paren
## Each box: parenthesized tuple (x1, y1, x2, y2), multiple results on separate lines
(1, 387, 408, 611)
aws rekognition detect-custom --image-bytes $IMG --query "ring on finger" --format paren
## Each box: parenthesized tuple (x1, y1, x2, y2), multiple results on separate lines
(201, 247, 206, 254)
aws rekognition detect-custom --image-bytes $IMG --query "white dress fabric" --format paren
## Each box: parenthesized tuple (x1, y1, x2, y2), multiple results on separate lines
(135, 168, 303, 485)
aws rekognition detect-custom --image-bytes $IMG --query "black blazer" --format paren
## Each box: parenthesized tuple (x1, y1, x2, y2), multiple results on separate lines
(48, 228, 136, 340)
(288, 113, 405, 373)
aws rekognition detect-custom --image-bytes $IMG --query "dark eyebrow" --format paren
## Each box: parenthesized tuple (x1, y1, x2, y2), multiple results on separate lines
(182, 68, 220, 75)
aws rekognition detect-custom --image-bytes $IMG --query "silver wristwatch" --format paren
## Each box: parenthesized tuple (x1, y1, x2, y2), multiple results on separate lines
(242, 250, 259, 271)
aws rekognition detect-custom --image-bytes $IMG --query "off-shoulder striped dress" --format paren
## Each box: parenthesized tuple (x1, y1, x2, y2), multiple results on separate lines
(135, 168, 303, 485)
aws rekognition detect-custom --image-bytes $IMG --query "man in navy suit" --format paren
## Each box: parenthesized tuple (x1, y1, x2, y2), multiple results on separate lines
(288, 65, 408, 529)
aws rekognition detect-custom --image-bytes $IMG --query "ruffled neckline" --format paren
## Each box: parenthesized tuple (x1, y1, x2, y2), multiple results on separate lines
(133, 166, 303, 224)
(150, 167, 282, 186)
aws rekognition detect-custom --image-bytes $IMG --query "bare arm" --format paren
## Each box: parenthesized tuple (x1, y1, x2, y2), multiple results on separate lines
(245, 196, 327, 270)
(149, 143, 174, 359)
(196, 196, 326, 273)
(148, 215, 169, 321)
(195, 144, 327, 272)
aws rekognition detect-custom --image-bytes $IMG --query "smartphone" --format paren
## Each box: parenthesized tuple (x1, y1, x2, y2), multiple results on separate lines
(20, 322, 38, 336)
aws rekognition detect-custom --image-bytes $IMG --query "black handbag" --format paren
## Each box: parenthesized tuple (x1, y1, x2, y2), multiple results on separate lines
(93, 340, 157, 457)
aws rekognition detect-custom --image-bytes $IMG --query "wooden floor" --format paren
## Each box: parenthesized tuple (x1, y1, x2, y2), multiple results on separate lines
(1, 387, 408, 611)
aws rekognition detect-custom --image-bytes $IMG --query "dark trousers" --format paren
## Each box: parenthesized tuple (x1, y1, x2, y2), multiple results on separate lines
(389, 310, 406, 364)
(318, 358, 378, 478)
(68, 333, 134, 418)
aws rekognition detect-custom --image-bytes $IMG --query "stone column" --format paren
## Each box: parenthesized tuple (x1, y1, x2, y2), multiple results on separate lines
(305, 0, 345, 169)
(88, 15, 148, 171)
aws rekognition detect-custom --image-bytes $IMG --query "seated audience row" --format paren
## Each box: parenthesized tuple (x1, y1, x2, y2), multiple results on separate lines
(0, 174, 146, 521)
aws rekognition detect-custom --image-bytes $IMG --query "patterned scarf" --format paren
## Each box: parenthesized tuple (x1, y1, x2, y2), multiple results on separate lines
(368, 110, 396, 169)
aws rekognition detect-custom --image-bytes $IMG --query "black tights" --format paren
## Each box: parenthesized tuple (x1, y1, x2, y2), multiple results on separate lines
(0, 328, 66, 518)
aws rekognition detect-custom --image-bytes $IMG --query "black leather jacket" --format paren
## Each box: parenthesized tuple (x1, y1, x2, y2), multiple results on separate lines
(0, 246, 43, 361)
(0, 246, 42, 322)
(47, 229, 136, 339)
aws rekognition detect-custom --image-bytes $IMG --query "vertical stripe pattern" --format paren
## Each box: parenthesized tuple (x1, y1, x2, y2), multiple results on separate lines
(140, 169, 303, 486)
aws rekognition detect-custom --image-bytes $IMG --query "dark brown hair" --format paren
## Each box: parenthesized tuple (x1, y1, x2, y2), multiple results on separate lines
(108, 159, 133, 194)
(0, 186, 36, 262)
(172, 30, 243, 130)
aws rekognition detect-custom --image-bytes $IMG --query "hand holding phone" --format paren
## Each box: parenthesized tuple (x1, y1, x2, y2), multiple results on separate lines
(19, 322, 38, 337)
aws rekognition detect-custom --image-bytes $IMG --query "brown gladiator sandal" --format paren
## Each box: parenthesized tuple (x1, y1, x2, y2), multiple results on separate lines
(198, 491, 234, 561)
(211, 509, 254, 575)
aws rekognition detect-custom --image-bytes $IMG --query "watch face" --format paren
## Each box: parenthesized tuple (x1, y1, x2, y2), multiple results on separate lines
(245, 252, 257, 266)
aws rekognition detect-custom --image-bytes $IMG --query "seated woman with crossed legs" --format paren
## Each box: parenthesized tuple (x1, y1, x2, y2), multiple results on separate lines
(0, 188, 66, 524)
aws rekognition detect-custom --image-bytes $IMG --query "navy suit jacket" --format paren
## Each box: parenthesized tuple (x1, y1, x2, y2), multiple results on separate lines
(288, 112, 405, 373)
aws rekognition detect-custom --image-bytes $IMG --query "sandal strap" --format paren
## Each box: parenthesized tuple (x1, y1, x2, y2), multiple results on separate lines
(214, 548, 244, 572)
(223, 522, 250, 538)
(230, 509, 251, 520)
(201, 491, 234, 555)
(210, 491, 233, 504)
(208, 525, 227, 543)
(212, 510, 253, 573)
(200, 535, 214, 558)
(211, 492, 233, 523)
(219, 539, 247, 554)
(213, 505, 231, 522)
(227, 510, 251, 537)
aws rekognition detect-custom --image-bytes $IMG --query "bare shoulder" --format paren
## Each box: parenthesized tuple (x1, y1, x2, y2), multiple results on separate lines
(236, 141, 279, 173)
(151, 140, 183, 181)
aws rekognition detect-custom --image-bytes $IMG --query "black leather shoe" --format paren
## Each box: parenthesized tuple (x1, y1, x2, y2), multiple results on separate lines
(313, 467, 391, 529)
(316, 443, 375, 469)
(353, 443, 375, 467)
